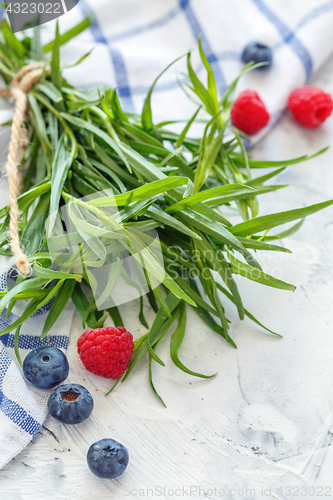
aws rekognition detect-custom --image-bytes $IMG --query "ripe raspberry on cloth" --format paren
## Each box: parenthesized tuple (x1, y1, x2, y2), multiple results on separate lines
(287, 86, 333, 128)
(231, 90, 270, 134)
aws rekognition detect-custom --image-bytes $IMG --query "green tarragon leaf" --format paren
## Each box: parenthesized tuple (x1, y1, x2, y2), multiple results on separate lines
(228, 252, 296, 291)
(230, 199, 333, 237)
(170, 302, 216, 378)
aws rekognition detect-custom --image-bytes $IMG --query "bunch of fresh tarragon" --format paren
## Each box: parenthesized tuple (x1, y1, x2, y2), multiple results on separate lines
(0, 17, 331, 404)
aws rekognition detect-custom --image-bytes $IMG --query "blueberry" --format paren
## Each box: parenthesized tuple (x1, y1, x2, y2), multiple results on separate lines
(48, 383, 94, 424)
(241, 42, 272, 69)
(87, 438, 129, 479)
(23, 346, 69, 389)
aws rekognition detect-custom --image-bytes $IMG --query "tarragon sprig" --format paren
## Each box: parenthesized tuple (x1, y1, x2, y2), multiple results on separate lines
(0, 18, 331, 404)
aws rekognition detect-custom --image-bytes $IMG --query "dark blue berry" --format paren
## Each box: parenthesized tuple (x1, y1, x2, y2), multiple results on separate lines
(23, 346, 69, 389)
(87, 438, 129, 479)
(48, 383, 94, 424)
(241, 42, 272, 69)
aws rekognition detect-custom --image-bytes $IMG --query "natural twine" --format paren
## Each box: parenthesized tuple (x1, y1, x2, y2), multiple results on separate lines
(0, 63, 49, 276)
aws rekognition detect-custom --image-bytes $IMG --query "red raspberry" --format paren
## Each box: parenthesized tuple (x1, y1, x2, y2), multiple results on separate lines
(77, 327, 134, 379)
(231, 90, 270, 134)
(287, 86, 333, 128)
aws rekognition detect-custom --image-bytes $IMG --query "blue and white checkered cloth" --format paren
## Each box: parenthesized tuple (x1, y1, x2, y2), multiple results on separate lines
(0, 257, 74, 468)
(49, 0, 333, 141)
(1, 0, 333, 469)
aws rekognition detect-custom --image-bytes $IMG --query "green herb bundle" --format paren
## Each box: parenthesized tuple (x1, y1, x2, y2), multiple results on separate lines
(0, 18, 331, 403)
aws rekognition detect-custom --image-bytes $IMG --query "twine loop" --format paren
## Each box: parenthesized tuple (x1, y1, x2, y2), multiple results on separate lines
(0, 63, 49, 276)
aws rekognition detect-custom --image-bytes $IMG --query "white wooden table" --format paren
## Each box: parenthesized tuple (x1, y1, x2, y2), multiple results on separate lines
(0, 54, 333, 500)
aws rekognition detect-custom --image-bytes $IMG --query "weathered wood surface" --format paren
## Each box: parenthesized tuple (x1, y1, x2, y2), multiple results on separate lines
(0, 53, 333, 500)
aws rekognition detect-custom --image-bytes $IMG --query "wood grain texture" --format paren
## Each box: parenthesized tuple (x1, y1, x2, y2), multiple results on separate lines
(0, 53, 333, 500)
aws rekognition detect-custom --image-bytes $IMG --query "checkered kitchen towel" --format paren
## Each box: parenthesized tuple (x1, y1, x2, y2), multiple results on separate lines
(1, 0, 333, 468)
(47, 0, 333, 140)
(0, 257, 74, 469)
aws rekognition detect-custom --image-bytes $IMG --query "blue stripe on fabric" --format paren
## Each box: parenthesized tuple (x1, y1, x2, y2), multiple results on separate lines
(178, 0, 227, 93)
(251, 0, 313, 80)
(109, 47, 135, 110)
(216, 51, 241, 62)
(78, 47, 248, 96)
(108, 7, 181, 43)
(80, 78, 182, 96)
(0, 350, 41, 436)
(0, 308, 68, 348)
(1, 333, 69, 350)
(0, 392, 41, 435)
(0, 272, 7, 293)
(0, 312, 13, 334)
(79, 57, 213, 96)
(297, 1, 333, 29)
(79, 0, 135, 112)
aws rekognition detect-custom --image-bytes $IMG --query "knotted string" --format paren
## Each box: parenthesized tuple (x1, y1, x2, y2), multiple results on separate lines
(0, 63, 49, 276)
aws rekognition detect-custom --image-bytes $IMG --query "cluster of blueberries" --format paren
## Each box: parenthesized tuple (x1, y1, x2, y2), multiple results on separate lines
(23, 345, 129, 480)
